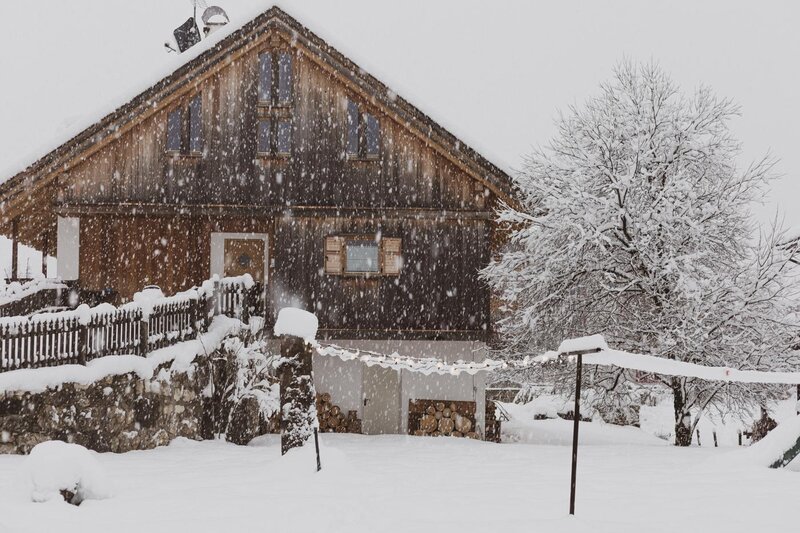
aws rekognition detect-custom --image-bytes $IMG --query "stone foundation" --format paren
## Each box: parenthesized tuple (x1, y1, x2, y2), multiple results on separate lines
(0, 347, 280, 454)
(0, 359, 211, 454)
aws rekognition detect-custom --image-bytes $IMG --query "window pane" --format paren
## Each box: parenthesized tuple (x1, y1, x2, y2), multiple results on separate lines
(259, 52, 273, 102)
(258, 119, 272, 153)
(346, 100, 359, 156)
(189, 95, 203, 152)
(365, 112, 380, 157)
(167, 108, 182, 152)
(277, 120, 292, 155)
(346, 242, 379, 273)
(278, 52, 293, 104)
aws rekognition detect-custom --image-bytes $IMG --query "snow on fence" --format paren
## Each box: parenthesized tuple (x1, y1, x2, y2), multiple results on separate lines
(0, 276, 259, 373)
(0, 278, 71, 318)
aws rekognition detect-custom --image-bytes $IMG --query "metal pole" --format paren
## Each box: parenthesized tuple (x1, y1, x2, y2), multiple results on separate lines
(314, 427, 322, 472)
(569, 352, 582, 515)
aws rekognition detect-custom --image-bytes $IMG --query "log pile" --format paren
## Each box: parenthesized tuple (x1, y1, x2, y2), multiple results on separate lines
(316, 392, 362, 434)
(410, 400, 478, 439)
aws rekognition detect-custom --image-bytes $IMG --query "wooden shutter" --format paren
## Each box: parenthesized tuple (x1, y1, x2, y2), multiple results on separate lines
(382, 237, 402, 275)
(324, 236, 344, 275)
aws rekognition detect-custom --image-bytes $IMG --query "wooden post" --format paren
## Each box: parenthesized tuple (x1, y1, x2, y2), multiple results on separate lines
(10, 217, 19, 280)
(77, 323, 89, 365)
(569, 352, 582, 516)
(314, 428, 322, 472)
(241, 286, 250, 325)
(41, 232, 49, 278)
(278, 334, 317, 456)
(139, 318, 149, 357)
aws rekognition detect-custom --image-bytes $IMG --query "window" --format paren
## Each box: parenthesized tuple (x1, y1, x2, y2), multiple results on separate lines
(346, 242, 379, 273)
(166, 94, 203, 155)
(257, 119, 292, 157)
(258, 53, 273, 103)
(259, 51, 293, 106)
(346, 99, 380, 159)
(189, 95, 203, 153)
(324, 236, 402, 276)
(278, 52, 293, 105)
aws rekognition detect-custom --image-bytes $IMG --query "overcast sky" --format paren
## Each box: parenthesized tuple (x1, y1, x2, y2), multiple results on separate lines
(1, 0, 798, 231)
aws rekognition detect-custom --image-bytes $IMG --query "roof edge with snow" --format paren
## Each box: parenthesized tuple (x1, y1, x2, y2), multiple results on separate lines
(0, 6, 515, 216)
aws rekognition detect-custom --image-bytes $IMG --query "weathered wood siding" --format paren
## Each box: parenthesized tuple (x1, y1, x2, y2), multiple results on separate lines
(60, 31, 485, 211)
(272, 217, 490, 335)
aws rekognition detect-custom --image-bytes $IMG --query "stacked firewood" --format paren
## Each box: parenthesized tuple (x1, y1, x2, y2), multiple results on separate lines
(316, 392, 362, 433)
(414, 402, 478, 438)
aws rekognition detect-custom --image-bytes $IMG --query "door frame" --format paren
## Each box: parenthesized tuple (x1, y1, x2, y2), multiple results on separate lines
(210, 232, 269, 283)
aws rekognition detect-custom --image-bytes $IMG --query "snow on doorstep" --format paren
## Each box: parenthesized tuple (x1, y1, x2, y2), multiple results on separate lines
(273, 308, 318, 341)
(23, 441, 112, 504)
(557, 334, 608, 354)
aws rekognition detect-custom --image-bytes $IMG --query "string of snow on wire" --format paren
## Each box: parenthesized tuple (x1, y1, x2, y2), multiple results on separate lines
(314, 333, 800, 384)
(312, 342, 553, 376)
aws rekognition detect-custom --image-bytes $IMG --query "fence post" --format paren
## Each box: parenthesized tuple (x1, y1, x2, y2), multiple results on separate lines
(139, 318, 149, 357)
(78, 323, 89, 365)
(213, 279, 221, 318)
(241, 287, 250, 325)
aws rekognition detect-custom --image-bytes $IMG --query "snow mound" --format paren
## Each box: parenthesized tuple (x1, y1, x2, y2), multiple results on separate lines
(740, 415, 800, 468)
(504, 418, 667, 447)
(23, 441, 112, 504)
(274, 308, 318, 341)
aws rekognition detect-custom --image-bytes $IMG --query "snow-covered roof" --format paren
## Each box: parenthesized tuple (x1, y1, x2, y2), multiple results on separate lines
(0, 3, 512, 203)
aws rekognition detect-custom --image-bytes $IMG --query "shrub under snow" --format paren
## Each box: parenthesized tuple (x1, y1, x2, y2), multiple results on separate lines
(23, 441, 112, 504)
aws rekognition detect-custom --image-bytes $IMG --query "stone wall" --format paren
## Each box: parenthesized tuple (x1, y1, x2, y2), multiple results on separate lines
(0, 359, 211, 454)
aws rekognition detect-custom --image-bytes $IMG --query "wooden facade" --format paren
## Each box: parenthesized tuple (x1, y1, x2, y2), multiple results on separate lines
(0, 7, 513, 341)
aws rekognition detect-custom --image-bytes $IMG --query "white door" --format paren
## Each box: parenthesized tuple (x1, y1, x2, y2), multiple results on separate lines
(362, 366, 401, 434)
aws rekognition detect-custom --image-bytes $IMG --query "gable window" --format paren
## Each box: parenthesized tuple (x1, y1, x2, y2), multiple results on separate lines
(324, 235, 402, 276)
(166, 108, 183, 152)
(257, 118, 292, 157)
(189, 95, 203, 153)
(259, 51, 293, 106)
(346, 99, 380, 159)
(165, 94, 203, 155)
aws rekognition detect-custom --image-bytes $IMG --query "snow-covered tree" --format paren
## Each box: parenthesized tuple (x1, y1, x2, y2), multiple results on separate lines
(483, 61, 800, 446)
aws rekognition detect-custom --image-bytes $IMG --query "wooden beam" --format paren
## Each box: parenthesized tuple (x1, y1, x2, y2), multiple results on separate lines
(54, 203, 495, 221)
(10, 217, 18, 280)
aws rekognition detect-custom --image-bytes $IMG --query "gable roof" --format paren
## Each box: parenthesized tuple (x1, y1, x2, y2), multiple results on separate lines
(0, 6, 514, 219)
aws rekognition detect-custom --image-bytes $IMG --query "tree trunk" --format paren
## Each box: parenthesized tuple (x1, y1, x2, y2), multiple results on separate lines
(672, 377, 692, 447)
(279, 335, 317, 455)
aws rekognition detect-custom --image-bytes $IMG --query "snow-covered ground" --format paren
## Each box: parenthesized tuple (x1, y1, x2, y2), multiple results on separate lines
(1, 427, 798, 533)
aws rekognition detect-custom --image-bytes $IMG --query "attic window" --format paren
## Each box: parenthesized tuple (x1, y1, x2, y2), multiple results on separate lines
(324, 236, 402, 276)
(257, 119, 292, 157)
(346, 99, 380, 159)
(259, 51, 293, 106)
(166, 94, 203, 155)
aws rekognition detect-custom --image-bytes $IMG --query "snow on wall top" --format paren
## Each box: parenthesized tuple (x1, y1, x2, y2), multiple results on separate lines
(0, 1, 511, 185)
(273, 307, 318, 341)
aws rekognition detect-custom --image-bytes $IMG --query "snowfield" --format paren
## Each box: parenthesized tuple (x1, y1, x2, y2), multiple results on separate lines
(1, 428, 799, 533)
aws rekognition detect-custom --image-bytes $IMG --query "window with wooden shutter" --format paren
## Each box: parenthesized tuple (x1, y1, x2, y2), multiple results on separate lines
(324, 236, 344, 275)
(382, 237, 402, 275)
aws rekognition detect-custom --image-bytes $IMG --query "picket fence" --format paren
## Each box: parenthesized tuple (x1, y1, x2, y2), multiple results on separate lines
(0, 278, 263, 373)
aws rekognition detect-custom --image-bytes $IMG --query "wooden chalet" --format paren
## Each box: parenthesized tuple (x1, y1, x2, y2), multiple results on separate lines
(0, 6, 514, 436)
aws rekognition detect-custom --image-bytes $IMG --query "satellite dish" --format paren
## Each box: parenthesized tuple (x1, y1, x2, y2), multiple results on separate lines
(202, 6, 230, 26)
(173, 17, 201, 52)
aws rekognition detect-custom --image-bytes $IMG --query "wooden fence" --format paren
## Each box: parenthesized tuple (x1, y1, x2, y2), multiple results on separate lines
(0, 279, 265, 373)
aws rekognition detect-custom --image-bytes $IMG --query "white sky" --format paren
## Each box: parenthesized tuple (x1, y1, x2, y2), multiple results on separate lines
(0, 0, 798, 232)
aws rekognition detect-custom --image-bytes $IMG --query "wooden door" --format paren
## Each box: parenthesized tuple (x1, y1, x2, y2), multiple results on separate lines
(362, 365, 401, 434)
(223, 238, 265, 281)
